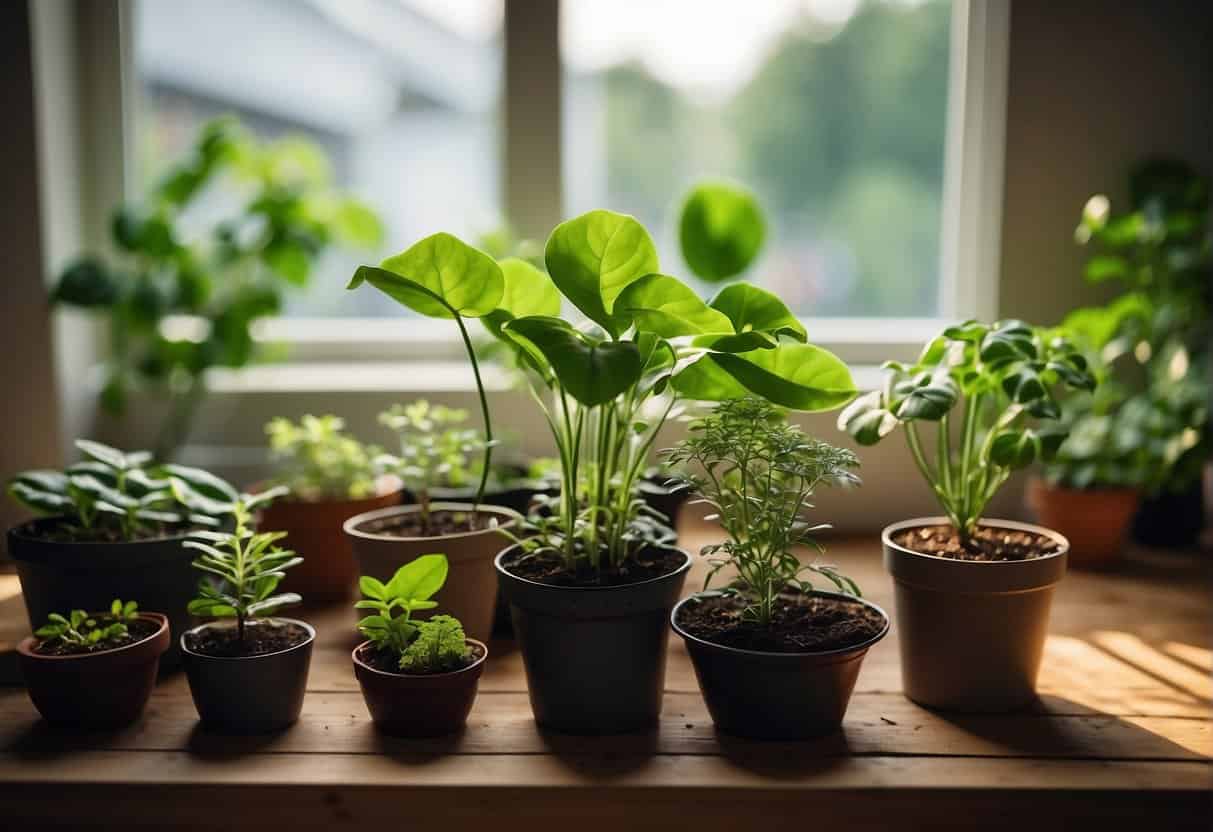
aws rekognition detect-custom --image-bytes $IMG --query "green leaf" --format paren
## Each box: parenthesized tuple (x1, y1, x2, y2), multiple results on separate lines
(386, 554, 448, 603)
(893, 371, 958, 421)
(1001, 367, 1048, 404)
(70, 474, 138, 509)
(52, 259, 121, 308)
(837, 390, 899, 445)
(75, 439, 127, 470)
(496, 258, 561, 318)
(263, 239, 311, 285)
(613, 273, 734, 337)
(246, 593, 302, 616)
(1083, 254, 1129, 282)
(13, 470, 69, 494)
(979, 321, 1036, 365)
(359, 575, 388, 601)
(353, 233, 504, 319)
(678, 181, 766, 283)
(708, 283, 807, 342)
(544, 210, 659, 337)
(8, 482, 74, 514)
(990, 431, 1040, 469)
(503, 316, 643, 407)
(672, 344, 856, 412)
(691, 331, 778, 353)
(330, 198, 385, 248)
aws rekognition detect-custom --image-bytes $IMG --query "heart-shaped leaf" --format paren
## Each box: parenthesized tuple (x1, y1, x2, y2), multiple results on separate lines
(678, 181, 766, 282)
(672, 343, 856, 412)
(504, 316, 643, 407)
(613, 273, 734, 337)
(708, 283, 806, 342)
(350, 233, 504, 319)
(482, 257, 562, 339)
(385, 554, 448, 603)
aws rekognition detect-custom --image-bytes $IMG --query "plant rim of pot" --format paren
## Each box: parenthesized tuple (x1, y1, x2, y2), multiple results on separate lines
(351, 637, 489, 680)
(882, 516, 1070, 567)
(494, 544, 692, 592)
(17, 611, 170, 663)
(8, 518, 198, 551)
(670, 591, 890, 660)
(344, 501, 522, 543)
(179, 617, 316, 662)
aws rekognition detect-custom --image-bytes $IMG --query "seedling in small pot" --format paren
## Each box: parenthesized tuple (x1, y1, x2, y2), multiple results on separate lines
(33, 600, 143, 654)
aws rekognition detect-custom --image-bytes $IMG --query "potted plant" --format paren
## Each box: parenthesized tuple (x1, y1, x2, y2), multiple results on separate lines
(344, 400, 521, 643)
(179, 492, 314, 733)
(839, 319, 1096, 711)
(6, 440, 243, 663)
(17, 599, 170, 729)
(666, 398, 888, 738)
(258, 414, 401, 600)
(351, 554, 488, 736)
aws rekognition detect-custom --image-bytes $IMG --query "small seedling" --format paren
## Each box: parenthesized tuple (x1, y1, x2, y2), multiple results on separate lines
(266, 414, 379, 500)
(35, 599, 141, 650)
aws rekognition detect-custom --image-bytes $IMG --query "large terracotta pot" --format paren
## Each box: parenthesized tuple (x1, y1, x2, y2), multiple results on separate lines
(343, 503, 520, 644)
(1026, 477, 1138, 569)
(882, 517, 1068, 713)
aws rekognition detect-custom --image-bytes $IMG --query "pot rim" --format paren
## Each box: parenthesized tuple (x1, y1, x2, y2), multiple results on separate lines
(248, 476, 403, 507)
(670, 591, 890, 660)
(7, 519, 194, 552)
(17, 612, 170, 662)
(180, 616, 316, 661)
(494, 543, 692, 594)
(351, 638, 488, 679)
(343, 502, 521, 542)
(881, 516, 1070, 565)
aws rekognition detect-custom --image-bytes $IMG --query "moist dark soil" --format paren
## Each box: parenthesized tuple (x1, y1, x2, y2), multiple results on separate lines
(677, 593, 885, 653)
(33, 618, 160, 656)
(20, 519, 199, 545)
(185, 621, 311, 658)
(501, 547, 686, 588)
(356, 509, 501, 539)
(357, 641, 484, 676)
(893, 524, 1061, 561)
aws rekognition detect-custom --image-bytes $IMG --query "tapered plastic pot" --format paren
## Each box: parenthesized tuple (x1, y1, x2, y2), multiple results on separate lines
(352, 638, 487, 736)
(180, 618, 314, 733)
(17, 612, 170, 729)
(8, 520, 197, 668)
(1026, 477, 1138, 569)
(883, 517, 1068, 712)
(495, 544, 691, 735)
(257, 486, 402, 601)
(344, 503, 520, 644)
(671, 593, 889, 739)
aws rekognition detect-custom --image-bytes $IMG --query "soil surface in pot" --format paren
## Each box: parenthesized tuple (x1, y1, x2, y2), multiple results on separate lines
(678, 593, 884, 653)
(501, 547, 685, 588)
(185, 621, 310, 658)
(18, 518, 199, 545)
(893, 524, 1061, 561)
(357, 641, 485, 675)
(32, 618, 160, 656)
(356, 509, 499, 538)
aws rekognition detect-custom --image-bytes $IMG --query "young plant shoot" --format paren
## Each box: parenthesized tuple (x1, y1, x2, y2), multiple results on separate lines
(34, 600, 142, 654)
(265, 414, 380, 500)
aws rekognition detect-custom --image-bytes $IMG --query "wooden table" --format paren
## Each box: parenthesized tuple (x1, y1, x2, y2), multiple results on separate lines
(1, 515, 1210, 830)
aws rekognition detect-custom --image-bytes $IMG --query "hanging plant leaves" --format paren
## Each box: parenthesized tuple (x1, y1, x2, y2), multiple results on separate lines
(503, 316, 643, 407)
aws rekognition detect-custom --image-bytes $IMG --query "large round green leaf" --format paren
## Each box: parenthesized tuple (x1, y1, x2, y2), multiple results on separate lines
(544, 210, 658, 337)
(708, 283, 807, 342)
(613, 273, 733, 337)
(503, 316, 643, 407)
(672, 343, 856, 412)
(679, 181, 766, 282)
(482, 257, 562, 339)
(351, 233, 503, 319)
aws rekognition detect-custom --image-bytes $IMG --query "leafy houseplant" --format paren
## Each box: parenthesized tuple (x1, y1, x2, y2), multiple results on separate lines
(351, 555, 488, 737)
(51, 116, 383, 459)
(17, 599, 170, 729)
(666, 398, 887, 738)
(179, 492, 316, 733)
(838, 319, 1095, 712)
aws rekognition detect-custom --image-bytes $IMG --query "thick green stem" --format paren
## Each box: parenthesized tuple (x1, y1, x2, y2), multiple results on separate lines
(453, 314, 492, 512)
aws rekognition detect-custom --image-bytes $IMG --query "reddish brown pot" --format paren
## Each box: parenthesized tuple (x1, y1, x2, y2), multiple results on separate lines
(352, 639, 487, 736)
(257, 486, 402, 601)
(17, 612, 170, 729)
(1026, 477, 1139, 569)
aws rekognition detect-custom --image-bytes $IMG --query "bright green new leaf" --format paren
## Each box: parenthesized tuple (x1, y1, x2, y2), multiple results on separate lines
(352, 233, 504, 319)
(504, 316, 643, 407)
(613, 273, 734, 337)
(679, 181, 766, 282)
(385, 554, 449, 604)
(673, 343, 856, 412)
(708, 283, 807, 342)
(497, 258, 561, 319)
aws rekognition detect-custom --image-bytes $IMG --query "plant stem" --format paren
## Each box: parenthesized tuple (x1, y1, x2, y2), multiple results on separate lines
(453, 313, 493, 513)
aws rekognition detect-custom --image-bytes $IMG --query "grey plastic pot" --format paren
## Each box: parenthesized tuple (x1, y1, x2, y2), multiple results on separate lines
(344, 503, 520, 644)
(882, 517, 1069, 712)
(671, 592, 889, 739)
(496, 544, 691, 735)
(180, 618, 315, 733)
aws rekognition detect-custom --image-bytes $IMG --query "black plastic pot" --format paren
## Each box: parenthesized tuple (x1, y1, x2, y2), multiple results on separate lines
(8, 519, 198, 668)
(1132, 480, 1205, 548)
(495, 544, 691, 735)
(180, 618, 314, 733)
(671, 592, 889, 739)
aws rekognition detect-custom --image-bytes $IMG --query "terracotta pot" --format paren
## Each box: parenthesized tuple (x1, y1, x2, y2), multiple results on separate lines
(8, 520, 197, 668)
(671, 593, 889, 739)
(343, 503, 520, 644)
(883, 517, 1068, 712)
(1026, 477, 1138, 569)
(180, 618, 314, 733)
(351, 639, 487, 736)
(257, 487, 403, 602)
(17, 612, 170, 729)
(496, 544, 691, 735)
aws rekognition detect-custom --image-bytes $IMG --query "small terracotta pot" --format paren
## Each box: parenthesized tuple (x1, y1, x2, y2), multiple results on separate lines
(256, 485, 402, 601)
(351, 639, 487, 736)
(17, 612, 170, 729)
(671, 593, 889, 739)
(180, 618, 314, 734)
(343, 503, 520, 644)
(883, 517, 1068, 712)
(1026, 477, 1138, 569)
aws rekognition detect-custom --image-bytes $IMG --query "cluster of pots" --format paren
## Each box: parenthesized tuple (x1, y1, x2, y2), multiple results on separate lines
(11, 462, 1078, 739)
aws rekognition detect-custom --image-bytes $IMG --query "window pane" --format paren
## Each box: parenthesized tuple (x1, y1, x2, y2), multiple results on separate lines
(134, 0, 503, 317)
(562, 0, 952, 317)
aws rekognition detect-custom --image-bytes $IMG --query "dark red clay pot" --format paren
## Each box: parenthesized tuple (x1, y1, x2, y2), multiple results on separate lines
(17, 612, 170, 729)
(351, 639, 487, 737)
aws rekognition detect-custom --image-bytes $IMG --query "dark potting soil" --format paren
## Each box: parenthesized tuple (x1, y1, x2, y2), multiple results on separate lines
(355, 509, 500, 539)
(184, 621, 311, 658)
(893, 524, 1061, 561)
(677, 593, 885, 653)
(20, 519, 200, 545)
(358, 641, 484, 675)
(33, 618, 160, 656)
(502, 546, 686, 588)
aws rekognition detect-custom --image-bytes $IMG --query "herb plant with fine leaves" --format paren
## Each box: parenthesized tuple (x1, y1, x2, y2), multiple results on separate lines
(266, 414, 380, 501)
(35, 600, 141, 652)
(665, 398, 861, 627)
